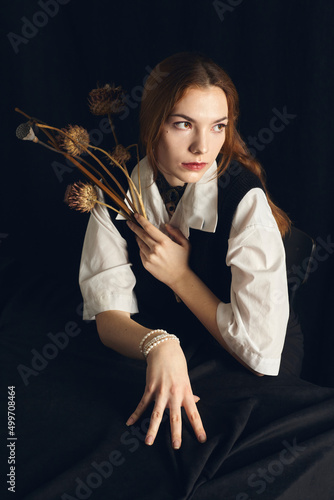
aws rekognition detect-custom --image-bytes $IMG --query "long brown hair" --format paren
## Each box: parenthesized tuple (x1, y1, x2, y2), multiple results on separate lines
(139, 52, 291, 236)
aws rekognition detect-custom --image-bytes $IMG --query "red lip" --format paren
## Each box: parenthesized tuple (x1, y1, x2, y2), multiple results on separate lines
(182, 162, 207, 171)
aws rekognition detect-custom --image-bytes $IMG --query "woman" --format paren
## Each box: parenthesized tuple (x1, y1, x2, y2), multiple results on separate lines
(77, 53, 334, 500)
(79, 52, 291, 453)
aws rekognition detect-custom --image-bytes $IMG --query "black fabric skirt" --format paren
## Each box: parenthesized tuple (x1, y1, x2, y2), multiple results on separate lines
(4, 306, 333, 500)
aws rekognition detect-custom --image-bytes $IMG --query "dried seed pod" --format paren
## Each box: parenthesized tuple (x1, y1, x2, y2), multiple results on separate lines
(58, 125, 90, 157)
(64, 181, 98, 212)
(88, 83, 125, 116)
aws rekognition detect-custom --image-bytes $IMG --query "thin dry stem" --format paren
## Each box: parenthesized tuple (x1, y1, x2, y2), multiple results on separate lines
(36, 122, 119, 199)
(84, 146, 137, 214)
(63, 152, 134, 218)
(108, 114, 119, 145)
(89, 144, 145, 216)
(15, 108, 143, 221)
(36, 123, 138, 215)
(126, 143, 147, 219)
(95, 199, 126, 217)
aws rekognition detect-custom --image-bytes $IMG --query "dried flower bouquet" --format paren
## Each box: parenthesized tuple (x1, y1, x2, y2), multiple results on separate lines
(15, 84, 146, 222)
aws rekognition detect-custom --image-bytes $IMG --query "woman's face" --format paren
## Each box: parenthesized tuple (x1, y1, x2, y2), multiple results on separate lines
(155, 85, 228, 186)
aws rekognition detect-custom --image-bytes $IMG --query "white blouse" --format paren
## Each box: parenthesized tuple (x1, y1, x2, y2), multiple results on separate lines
(79, 157, 289, 375)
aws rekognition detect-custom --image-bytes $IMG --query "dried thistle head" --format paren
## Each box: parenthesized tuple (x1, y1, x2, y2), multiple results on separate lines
(111, 144, 131, 165)
(58, 125, 90, 157)
(16, 122, 37, 141)
(64, 182, 98, 213)
(88, 83, 125, 116)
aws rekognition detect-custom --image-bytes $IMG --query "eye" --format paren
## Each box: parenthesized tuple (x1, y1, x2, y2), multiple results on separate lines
(213, 123, 227, 132)
(174, 121, 192, 130)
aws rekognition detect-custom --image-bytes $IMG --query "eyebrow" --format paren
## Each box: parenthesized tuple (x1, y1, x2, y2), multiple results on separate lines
(169, 113, 228, 123)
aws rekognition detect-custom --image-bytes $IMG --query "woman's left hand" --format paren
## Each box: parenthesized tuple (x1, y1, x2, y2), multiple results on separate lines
(127, 214, 190, 288)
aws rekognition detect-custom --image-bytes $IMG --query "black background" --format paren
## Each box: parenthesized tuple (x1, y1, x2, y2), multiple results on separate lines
(1, 0, 334, 386)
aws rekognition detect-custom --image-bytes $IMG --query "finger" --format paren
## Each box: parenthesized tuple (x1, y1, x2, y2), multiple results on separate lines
(145, 402, 167, 446)
(127, 220, 156, 249)
(134, 214, 166, 243)
(183, 396, 207, 443)
(135, 238, 159, 270)
(165, 224, 188, 246)
(126, 391, 153, 426)
(169, 403, 182, 450)
(135, 235, 151, 258)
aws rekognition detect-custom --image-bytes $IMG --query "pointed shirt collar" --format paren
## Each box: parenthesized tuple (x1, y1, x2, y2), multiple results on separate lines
(116, 156, 218, 238)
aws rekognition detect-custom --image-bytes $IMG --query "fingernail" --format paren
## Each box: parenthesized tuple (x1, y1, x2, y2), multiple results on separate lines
(126, 220, 132, 227)
(134, 213, 139, 219)
(126, 417, 134, 426)
(146, 435, 154, 446)
(173, 440, 181, 450)
(198, 434, 207, 443)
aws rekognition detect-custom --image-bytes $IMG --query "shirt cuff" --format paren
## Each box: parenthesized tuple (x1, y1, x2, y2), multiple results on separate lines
(216, 302, 282, 376)
(82, 292, 139, 321)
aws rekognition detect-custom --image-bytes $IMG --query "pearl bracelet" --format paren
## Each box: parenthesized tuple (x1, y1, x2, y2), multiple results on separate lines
(139, 329, 168, 356)
(142, 334, 180, 359)
(143, 332, 171, 351)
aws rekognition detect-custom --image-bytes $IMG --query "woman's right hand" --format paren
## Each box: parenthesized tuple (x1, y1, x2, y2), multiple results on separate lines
(126, 340, 207, 450)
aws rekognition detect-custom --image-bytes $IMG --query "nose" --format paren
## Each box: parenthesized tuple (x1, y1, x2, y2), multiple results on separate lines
(189, 130, 208, 155)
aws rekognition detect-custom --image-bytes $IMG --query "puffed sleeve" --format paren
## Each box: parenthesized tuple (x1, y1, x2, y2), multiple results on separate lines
(216, 188, 289, 375)
(79, 193, 138, 320)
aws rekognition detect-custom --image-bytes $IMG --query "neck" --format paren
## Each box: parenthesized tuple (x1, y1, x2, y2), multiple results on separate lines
(155, 172, 187, 216)
(156, 168, 186, 188)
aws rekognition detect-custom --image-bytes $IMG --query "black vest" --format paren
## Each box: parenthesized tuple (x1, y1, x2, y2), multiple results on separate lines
(110, 161, 264, 350)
